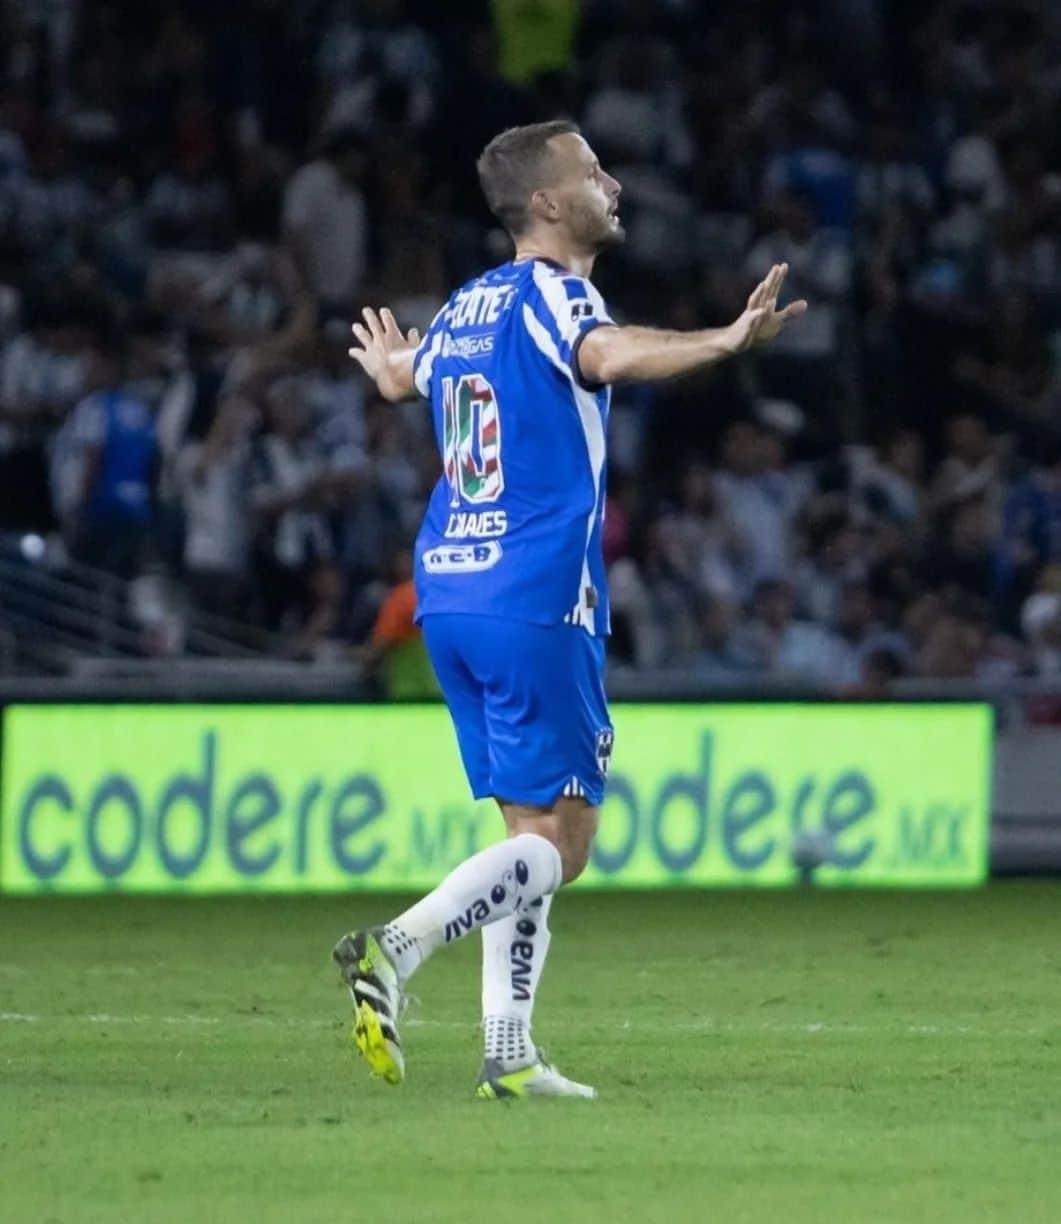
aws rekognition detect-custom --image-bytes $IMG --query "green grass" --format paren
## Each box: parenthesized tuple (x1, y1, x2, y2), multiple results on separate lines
(1, 886, 1060, 1223)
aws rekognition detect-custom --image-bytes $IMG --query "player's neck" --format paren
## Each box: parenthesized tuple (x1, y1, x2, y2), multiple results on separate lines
(513, 238, 596, 279)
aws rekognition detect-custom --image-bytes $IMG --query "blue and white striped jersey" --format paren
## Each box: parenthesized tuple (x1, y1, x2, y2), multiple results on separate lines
(411, 257, 613, 636)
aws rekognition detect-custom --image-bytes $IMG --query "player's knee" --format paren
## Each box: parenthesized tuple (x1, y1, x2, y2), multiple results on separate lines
(559, 842, 591, 884)
(503, 798, 597, 885)
(558, 805, 598, 885)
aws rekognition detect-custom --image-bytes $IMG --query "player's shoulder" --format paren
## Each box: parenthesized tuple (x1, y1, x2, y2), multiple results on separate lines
(524, 260, 609, 328)
(451, 258, 593, 299)
(526, 258, 602, 301)
(525, 258, 590, 289)
(457, 260, 526, 295)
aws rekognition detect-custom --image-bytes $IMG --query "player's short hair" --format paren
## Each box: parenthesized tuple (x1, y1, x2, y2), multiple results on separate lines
(477, 119, 581, 237)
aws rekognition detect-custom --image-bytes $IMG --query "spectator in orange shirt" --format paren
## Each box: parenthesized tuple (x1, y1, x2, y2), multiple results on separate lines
(362, 548, 440, 700)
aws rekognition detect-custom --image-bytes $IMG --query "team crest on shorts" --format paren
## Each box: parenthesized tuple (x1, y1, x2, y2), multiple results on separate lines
(595, 727, 615, 777)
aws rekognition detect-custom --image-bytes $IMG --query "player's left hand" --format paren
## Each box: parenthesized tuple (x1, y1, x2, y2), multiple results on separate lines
(727, 264, 808, 352)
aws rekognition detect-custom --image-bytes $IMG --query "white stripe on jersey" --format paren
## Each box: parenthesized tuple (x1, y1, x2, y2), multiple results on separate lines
(412, 302, 448, 398)
(530, 261, 613, 351)
(520, 299, 606, 636)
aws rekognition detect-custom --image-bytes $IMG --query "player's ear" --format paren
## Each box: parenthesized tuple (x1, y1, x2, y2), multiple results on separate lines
(529, 188, 559, 223)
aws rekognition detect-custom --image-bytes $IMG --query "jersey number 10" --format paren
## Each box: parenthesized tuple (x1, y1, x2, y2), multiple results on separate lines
(442, 374, 505, 507)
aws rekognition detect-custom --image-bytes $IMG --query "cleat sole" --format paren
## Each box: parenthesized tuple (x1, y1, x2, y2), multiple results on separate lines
(352, 999, 403, 1085)
(333, 930, 405, 1086)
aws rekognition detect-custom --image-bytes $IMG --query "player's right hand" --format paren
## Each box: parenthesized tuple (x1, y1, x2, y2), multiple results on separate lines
(349, 307, 421, 400)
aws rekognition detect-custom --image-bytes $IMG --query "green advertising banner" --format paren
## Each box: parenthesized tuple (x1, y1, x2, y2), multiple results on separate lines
(0, 703, 992, 894)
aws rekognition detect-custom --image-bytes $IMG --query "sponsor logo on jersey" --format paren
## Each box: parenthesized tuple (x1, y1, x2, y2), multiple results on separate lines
(571, 300, 594, 321)
(422, 541, 503, 574)
(443, 509, 508, 539)
(442, 333, 494, 358)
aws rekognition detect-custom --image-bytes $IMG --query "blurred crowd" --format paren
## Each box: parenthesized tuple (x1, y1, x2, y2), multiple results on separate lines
(1, 0, 1061, 690)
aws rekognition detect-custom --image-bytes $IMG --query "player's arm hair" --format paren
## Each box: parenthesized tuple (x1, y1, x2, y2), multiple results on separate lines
(577, 324, 741, 385)
(578, 264, 807, 385)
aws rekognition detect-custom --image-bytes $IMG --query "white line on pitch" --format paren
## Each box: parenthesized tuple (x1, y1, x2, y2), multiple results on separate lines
(0, 1012, 1050, 1038)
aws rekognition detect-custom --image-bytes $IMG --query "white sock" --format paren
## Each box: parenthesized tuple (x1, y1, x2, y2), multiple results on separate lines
(482, 893, 554, 1069)
(379, 833, 561, 985)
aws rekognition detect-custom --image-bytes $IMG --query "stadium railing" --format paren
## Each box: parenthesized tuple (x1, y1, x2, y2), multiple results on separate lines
(0, 536, 278, 675)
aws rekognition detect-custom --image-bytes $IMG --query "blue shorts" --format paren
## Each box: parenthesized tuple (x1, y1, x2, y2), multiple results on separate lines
(421, 613, 613, 807)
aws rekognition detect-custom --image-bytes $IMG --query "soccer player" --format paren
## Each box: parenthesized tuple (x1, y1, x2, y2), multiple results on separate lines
(336, 120, 806, 1099)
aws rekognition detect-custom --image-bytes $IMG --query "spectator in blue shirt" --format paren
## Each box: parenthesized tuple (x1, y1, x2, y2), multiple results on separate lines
(994, 442, 1061, 626)
(70, 327, 159, 579)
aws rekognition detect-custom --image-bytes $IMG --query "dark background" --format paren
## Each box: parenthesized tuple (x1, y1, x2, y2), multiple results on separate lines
(0, 0, 1059, 690)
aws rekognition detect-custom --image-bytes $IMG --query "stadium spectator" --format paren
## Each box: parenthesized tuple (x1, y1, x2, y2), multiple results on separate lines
(713, 419, 804, 600)
(69, 331, 159, 579)
(359, 546, 440, 699)
(316, 0, 440, 136)
(248, 376, 335, 631)
(1021, 568, 1061, 677)
(855, 110, 936, 239)
(305, 314, 370, 471)
(794, 508, 867, 627)
(663, 459, 744, 613)
(994, 442, 1061, 617)
(744, 189, 854, 432)
(749, 55, 855, 155)
(953, 289, 1054, 437)
(367, 143, 448, 333)
(929, 414, 1001, 519)
(729, 577, 858, 686)
(490, 0, 578, 86)
(846, 429, 926, 529)
(144, 140, 231, 253)
(176, 395, 252, 619)
(282, 126, 368, 311)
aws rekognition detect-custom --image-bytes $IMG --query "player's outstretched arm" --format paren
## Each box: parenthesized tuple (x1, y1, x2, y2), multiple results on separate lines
(578, 263, 807, 386)
(348, 307, 421, 402)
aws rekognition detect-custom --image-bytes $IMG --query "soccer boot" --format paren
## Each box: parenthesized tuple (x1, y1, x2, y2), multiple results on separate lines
(332, 929, 405, 1085)
(474, 1055, 596, 1100)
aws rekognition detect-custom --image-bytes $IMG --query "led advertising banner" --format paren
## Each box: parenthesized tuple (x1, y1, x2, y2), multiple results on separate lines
(0, 703, 992, 893)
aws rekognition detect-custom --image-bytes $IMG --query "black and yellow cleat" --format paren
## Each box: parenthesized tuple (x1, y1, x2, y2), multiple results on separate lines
(332, 929, 405, 1085)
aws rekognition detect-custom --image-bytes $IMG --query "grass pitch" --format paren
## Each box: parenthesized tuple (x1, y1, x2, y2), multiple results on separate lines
(2, 885, 1059, 1223)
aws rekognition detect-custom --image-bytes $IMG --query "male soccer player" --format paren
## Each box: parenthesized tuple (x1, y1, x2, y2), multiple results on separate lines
(337, 120, 806, 1099)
